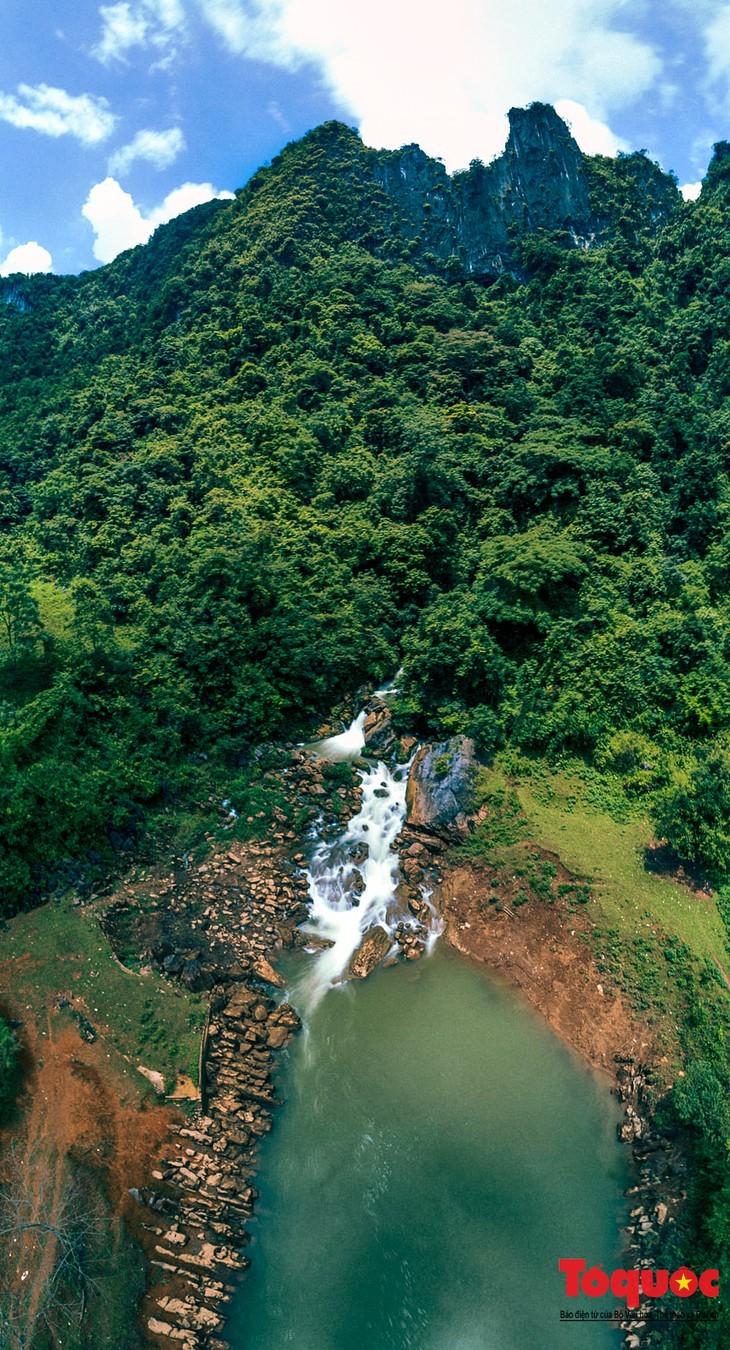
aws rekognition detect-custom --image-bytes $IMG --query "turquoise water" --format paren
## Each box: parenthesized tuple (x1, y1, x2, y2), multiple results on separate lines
(230, 944, 629, 1349)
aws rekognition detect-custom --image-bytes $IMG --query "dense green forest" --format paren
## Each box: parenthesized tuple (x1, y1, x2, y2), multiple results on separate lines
(2, 121, 730, 910)
(1, 112, 729, 1342)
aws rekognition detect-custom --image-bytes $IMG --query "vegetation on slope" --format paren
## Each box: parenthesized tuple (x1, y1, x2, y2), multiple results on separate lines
(0, 127, 729, 915)
(457, 759, 729, 1345)
(0, 119, 729, 1341)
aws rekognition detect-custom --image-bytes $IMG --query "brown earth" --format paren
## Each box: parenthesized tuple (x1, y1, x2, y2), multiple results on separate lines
(440, 857, 659, 1077)
(0, 1002, 175, 1336)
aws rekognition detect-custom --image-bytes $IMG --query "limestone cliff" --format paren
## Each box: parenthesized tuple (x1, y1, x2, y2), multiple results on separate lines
(368, 102, 679, 278)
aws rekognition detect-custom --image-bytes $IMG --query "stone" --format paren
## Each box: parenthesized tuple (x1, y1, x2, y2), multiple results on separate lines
(252, 955, 285, 988)
(406, 736, 478, 836)
(148, 1318, 174, 1336)
(138, 1066, 166, 1095)
(224, 986, 257, 1018)
(267, 1025, 290, 1049)
(341, 926, 393, 981)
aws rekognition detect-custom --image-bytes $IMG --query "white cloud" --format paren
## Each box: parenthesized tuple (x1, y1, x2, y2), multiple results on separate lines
(680, 181, 703, 200)
(0, 83, 116, 145)
(194, 0, 249, 53)
(189, 0, 659, 169)
(93, 0, 187, 66)
(82, 179, 151, 261)
(0, 241, 53, 276)
(554, 100, 629, 157)
(82, 176, 234, 262)
(267, 100, 290, 133)
(93, 3, 148, 63)
(704, 5, 730, 97)
(148, 180, 234, 226)
(109, 126, 186, 174)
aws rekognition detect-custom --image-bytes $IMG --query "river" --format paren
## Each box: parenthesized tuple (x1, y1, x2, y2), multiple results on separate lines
(228, 716, 630, 1349)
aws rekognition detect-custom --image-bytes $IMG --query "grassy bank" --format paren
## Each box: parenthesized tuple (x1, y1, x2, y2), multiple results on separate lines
(0, 894, 205, 1092)
(456, 759, 729, 1348)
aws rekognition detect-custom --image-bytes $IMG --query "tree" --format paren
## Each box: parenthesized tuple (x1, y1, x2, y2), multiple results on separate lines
(0, 1145, 104, 1349)
(655, 751, 730, 880)
(0, 1018, 18, 1120)
(0, 563, 40, 668)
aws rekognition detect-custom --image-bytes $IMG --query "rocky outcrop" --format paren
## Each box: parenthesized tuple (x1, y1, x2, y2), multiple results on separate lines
(362, 698, 396, 757)
(369, 102, 680, 279)
(141, 980, 300, 1349)
(406, 736, 478, 838)
(611, 1057, 690, 1348)
(341, 926, 393, 981)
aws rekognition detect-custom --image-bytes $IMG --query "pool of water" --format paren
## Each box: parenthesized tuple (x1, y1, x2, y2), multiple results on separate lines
(229, 943, 629, 1349)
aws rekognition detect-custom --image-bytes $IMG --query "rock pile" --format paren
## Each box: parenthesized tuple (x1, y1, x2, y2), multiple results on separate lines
(114, 694, 471, 1346)
(613, 1056, 689, 1348)
(141, 981, 299, 1348)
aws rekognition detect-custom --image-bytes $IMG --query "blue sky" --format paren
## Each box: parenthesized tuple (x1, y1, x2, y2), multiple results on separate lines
(1, 0, 729, 276)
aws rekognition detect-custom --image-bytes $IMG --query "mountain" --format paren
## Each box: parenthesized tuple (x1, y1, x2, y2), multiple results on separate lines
(1, 106, 729, 1343)
(0, 102, 728, 914)
(3, 102, 680, 326)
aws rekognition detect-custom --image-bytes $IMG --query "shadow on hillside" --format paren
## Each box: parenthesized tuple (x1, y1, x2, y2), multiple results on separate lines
(643, 843, 713, 896)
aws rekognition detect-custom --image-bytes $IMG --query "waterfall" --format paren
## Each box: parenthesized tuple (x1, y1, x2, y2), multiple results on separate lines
(303, 710, 366, 761)
(295, 710, 440, 1010)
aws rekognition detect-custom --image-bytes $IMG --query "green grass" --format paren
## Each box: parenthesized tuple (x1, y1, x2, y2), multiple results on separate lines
(0, 895, 205, 1089)
(512, 766, 727, 966)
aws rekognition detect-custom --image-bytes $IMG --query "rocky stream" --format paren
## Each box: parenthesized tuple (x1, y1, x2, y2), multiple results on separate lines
(97, 691, 686, 1350)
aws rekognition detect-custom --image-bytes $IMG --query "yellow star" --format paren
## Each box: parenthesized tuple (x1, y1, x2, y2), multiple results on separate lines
(675, 1274, 692, 1292)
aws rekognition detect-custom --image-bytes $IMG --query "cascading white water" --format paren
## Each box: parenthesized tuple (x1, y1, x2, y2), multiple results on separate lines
(419, 885, 444, 952)
(294, 708, 441, 1010)
(297, 754, 408, 1009)
(303, 711, 366, 762)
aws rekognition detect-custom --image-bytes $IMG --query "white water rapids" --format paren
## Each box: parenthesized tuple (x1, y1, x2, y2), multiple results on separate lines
(296, 711, 441, 1010)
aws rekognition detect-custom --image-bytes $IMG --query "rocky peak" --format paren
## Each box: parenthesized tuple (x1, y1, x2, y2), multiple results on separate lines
(227, 103, 679, 284)
(451, 102, 596, 275)
(501, 102, 594, 233)
(366, 102, 678, 279)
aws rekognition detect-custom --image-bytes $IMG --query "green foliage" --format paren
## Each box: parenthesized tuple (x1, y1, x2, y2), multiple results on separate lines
(656, 751, 730, 882)
(0, 122, 727, 931)
(672, 1059, 730, 1147)
(227, 768, 292, 841)
(1, 897, 205, 1086)
(454, 772, 526, 861)
(0, 1017, 19, 1119)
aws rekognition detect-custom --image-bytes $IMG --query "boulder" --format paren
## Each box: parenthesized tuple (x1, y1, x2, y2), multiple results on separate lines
(267, 1025, 290, 1050)
(138, 1065, 166, 1095)
(406, 736, 478, 836)
(252, 955, 285, 988)
(363, 707, 396, 754)
(341, 926, 392, 981)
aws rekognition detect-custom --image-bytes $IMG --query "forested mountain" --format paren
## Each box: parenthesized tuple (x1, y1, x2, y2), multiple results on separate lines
(0, 104, 729, 916)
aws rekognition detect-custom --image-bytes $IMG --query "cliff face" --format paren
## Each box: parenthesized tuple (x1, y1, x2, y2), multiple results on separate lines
(368, 102, 679, 278)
